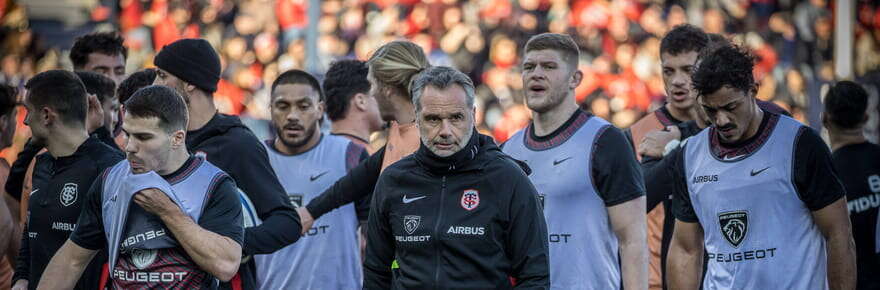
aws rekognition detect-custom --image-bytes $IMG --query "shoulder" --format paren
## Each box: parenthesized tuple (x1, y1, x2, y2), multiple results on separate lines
(793, 125, 826, 151)
(92, 144, 125, 169)
(381, 155, 419, 178)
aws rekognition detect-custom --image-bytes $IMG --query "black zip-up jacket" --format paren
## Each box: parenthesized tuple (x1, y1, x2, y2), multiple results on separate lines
(185, 113, 301, 290)
(6, 126, 118, 201)
(364, 132, 550, 289)
(13, 136, 123, 290)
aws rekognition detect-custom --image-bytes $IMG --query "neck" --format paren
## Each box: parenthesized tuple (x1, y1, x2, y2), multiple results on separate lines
(665, 103, 697, 122)
(740, 103, 764, 142)
(274, 131, 322, 155)
(391, 95, 416, 125)
(829, 128, 866, 151)
(158, 149, 191, 176)
(331, 116, 372, 142)
(532, 97, 579, 137)
(187, 93, 217, 131)
(46, 126, 90, 158)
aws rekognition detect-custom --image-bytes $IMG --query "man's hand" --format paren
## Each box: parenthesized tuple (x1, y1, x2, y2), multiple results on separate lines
(297, 207, 314, 235)
(639, 126, 681, 158)
(133, 188, 182, 217)
(86, 94, 105, 133)
(12, 279, 26, 290)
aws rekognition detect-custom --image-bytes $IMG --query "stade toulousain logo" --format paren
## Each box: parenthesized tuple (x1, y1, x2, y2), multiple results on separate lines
(59, 183, 78, 207)
(460, 189, 480, 211)
(718, 211, 749, 248)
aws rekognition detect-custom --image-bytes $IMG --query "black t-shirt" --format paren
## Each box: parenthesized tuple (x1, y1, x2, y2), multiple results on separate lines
(670, 112, 846, 222)
(523, 109, 645, 206)
(12, 136, 123, 290)
(70, 157, 244, 289)
(831, 142, 880, 290)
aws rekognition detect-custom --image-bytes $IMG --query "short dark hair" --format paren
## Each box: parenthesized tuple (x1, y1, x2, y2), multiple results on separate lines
(69, 32, 127, 69)
(124, 85, 188, 133)
(824, 81, 869, 129)
(272, 69, 324, 102)
(24, 70, 88, 125)
(660, 24, 709, 56)
(693, 44, 756, 97)
(75, 71, 116, 103)
(0, 84, 16, 118)
(524, 33, 580, 69)
(323, 59, 370, 121)
(117, 68, 157, 104)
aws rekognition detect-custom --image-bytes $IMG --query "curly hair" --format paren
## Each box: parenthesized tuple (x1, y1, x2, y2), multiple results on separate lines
(69, 32, 127, 69)
(323, 59, 370, 121)
(660, 24, 709, 56)
(692, 44, 756, 97)
(824, 81, 869, 129)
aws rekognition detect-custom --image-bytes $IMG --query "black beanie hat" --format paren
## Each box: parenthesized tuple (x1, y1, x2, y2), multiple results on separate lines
(154, 38, 221, 93)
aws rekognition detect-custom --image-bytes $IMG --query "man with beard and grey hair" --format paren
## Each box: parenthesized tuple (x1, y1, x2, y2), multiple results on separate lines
(363, 66, 549, 289)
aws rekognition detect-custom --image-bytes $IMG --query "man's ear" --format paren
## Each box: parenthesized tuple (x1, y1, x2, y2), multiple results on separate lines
(353, 93, 368, 111)
(184, 81, 198, 95)
(570, 69, 583, 90)
(171, 129, 186, 149)
(40, 106, 53, 126)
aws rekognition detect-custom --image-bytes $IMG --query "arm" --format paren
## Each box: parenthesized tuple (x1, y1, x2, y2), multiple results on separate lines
(11, 216, 28, 288)
(667, 220, 704, 290)
(362, 176, 394, 289)
(225, 137, 301, 255)
(4, 139, 41, 200)
(608, 196, 648, 290)
(348, 143, 372, 225)
(664, 143, 704, 290)
(36, 240, 98, 290)
(135, 182, 243, 281)
(507, 174, 550, 288)
(812, 198, 856, 290)
(592, 126, 648, 288)
(791, 128, 854, 290)
(306, 146, 385, 219)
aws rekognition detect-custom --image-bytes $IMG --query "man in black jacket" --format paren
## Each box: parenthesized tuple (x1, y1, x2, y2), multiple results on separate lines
(152, 38, 301, 289)
(364, 66, 549, 289)
(12, 70, 124, 290)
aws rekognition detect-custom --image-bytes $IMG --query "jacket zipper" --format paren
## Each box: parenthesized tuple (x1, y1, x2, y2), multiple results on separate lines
(433, 175, 447, 289)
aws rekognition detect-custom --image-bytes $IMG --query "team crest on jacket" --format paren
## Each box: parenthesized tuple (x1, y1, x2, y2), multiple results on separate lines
(404, 215, 421, 234)
(59, 183, 78, 207)
(718, 211, 749, 248)
(130, 249, 158, 270)
(460, 189, 480, 211)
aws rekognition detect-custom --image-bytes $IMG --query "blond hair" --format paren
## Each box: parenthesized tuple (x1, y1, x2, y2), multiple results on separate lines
(367, 40, 431, 100)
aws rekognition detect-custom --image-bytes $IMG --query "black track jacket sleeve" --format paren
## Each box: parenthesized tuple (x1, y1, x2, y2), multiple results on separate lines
(362, 175, 394, 289)
(507, 173, 551, 288)
(306, 146, 386, 219)
(223, 136, 301, 255)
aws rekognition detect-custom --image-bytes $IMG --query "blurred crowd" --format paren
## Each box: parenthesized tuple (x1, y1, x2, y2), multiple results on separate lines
(0, 0, 879, 143)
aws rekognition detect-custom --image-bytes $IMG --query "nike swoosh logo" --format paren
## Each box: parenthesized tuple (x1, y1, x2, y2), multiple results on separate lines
(310, 171, 329, 182)
(29, 189, 39, 196)
(722, 155, 743, 161)
(553, 157, 573, 166)
(402, 195, 426, 204)
(750, 166, 771, 176)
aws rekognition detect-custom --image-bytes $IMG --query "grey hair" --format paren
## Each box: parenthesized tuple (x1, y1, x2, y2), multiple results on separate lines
(410, 66, 476, 112)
